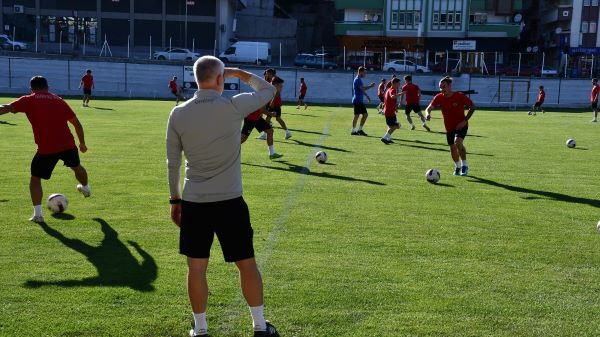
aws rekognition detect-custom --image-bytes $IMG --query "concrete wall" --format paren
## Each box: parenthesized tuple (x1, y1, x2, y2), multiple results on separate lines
(0, 56, 593, 108)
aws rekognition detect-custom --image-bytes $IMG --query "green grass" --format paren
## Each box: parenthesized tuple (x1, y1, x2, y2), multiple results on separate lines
(1, 98, 599, 337)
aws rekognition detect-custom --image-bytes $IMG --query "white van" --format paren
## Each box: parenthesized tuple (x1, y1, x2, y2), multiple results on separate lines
(219, 41, 271, 65)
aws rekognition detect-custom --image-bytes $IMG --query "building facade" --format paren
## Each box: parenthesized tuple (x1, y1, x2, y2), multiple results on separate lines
(0, 0, 244, 51)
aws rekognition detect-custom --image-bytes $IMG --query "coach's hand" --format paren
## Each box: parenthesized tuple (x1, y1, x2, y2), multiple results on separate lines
(171, 203, 181, 227)
(79, 143, 88, 153)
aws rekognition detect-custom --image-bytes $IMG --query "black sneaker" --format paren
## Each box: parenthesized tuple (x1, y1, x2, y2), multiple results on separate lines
(254, 321, 279, 337)
(381, 138, 391, 145)
(357, 130, 368, 136)
(351, 131, 359, 135)
(453, 167, 461, 176)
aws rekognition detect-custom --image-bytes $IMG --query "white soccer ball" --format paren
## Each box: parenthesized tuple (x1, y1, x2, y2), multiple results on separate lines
(426, 168, 440, 184)
(47, 193, 68, 213)
(315, 151, 328, 164)
(597, 220, 600, 233)
(566, 139, 576, 148)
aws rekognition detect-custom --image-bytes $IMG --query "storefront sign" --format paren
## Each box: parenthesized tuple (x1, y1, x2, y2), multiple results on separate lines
(569, 47, 600, 55)
(452, 40, 476, 51)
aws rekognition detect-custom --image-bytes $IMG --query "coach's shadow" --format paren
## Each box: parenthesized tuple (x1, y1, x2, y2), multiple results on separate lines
(91, 107, 114, 111)
(24, 218, 157, 292)
(468, 176, 600, 208)
(0, 120, 17, 126)
(287, 139, 351, 153)
(242, 161, 385, 186)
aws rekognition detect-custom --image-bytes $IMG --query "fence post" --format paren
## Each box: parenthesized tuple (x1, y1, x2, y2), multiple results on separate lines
(591, 55, 594, 78)
(564, 54, 568, 78)
(557, 76, 562, 104)
(343, 46, 346, 70)
(83, 32, 86, 56)
(67, 60, 70, 90)
(149, 36, 152, 59)
(35, 29, 38, 53)
(494, 52, 497, 75)
(445, 50, 449, 73)
(518, 52, 521, 76)
(363, 46, 366, 68)
(542, 52, 545, 76)
(8, 58, 11, 88)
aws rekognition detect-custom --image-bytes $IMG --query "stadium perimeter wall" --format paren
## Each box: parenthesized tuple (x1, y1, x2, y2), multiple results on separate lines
(0, 57, 593, 109)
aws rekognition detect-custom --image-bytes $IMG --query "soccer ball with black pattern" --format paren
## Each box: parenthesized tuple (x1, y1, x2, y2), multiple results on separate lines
(426, 169, 440, 184)
(566, 139, 576, 148)
(47, 193, 68, 213)
(315, 151, 328, 164)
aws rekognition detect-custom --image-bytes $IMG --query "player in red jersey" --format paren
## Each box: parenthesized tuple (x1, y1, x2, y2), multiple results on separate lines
(528, 85, 545, 115)
(241, 108, 283, 159)
(169, 76, 185, 106)
(0, 76, 91, 223)
(425, 76, 476, 176)
(257, 69, 292, 140)
(79, 69, 94, 107)
(591, 78, 599, 123)
(377, 78, 386, 114)
(380, 77, 401, 144)
(398, 75, 430, 131)
(297, 77, 308, 110)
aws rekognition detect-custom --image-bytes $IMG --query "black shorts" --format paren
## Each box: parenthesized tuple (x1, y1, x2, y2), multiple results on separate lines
(179, 197, 254, 262)
(268, 106, 282, 117)
(171, 90, 178, 96)
(592, 102, 598, 109)
(299, 93, 305, 100)
(83, 88, 92, 95)
(353, 102, 367, 115)
(31, 147, 80, 180)
(405, 103, 422, 115)
(534, 101, 543, 107)
(446, 126, 468, 145)
(385, 116, 399, 127)
(241, 117, 271, 136)
(378, 95, 384, 103)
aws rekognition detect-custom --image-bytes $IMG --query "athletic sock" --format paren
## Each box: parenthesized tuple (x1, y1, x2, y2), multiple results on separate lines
(33, 205, 42, 217)
(455, 161, 461, 168)
(192, 312, 208, 335)
(461, 160, 468, 167)
(268, 145, 275, 155)
(249, 305, 267, 331)
(358, 125, 363, 131)
(351, 127, 356, 133)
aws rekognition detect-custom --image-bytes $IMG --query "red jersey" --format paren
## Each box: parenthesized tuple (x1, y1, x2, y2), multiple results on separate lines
(377, 82, 385, 97)
(246, 109, 262, 121)
(383, 88, 398, 117)
(300, 82, 307, 95)
(430, 92, 474, 132)
(591, 84, 599, 102)
(537, 90, 545, 103)
(169, 80, 177, 92)
(401, 83, 420, 105)
(81, 74, 94, 89)
(11, 92, 76, 154)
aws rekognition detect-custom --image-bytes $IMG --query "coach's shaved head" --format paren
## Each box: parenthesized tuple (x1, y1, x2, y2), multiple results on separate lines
(194, 56, 225, 86)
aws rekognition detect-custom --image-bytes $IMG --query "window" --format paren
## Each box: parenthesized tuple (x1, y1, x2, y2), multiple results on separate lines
(389, 0, 422, 30)
(584, 0, 591, 5)
(406, 12, 413, 26)
(433, 13, 439, 25)
(224, 47, 235, 55)
(582, 21, 589, 33)
(591, 22, 597, 33)
(593, 0, 599, 6)
(455, 13, 461, 26)
(391, 12, 398, 29)
(398, 12, 405, 26)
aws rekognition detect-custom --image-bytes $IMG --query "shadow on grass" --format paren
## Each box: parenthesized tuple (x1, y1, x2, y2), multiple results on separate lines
(431, 182, 454, 187)
(0, 199, 8, 202)
(0, 120, 17, 126)
(51, 212, 75, 220)
(91, 107, 114, 111)
(286, 128, 329, 136)
(393, 142, 494, 157)
(242, 161, 385, 186)
(468, 176, 600, 208)
(287, 139, 352, 153)
(24, 218, 157, 292)
(286, 112, 319, 118)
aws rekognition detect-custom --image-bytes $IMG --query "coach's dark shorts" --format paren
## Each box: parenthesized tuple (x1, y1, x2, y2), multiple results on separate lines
(592, 102, 598, 109)
(31, 147, 80, 180)
(446, 126, 468, 145)
(405, 103, 422, 115)
(299, 93, 305, 100)
(268, 106, 282, 117)
(83, 88, 92, 95)
(241, 117, 271, 136)
(385, 116, 399, 127)
(353, 102, 368, 115)
(179, 197, 254, 262)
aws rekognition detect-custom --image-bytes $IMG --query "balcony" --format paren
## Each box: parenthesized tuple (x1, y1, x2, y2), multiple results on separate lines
(335, 0, 384, 10)
(469, 23, 521, 38)
(335, 22, 384, 36)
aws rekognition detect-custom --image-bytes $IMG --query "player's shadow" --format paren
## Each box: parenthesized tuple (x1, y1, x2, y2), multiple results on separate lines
(242, 161, 385, 186)
(287, 139, 351, 153)
(91, 107, 114, 111)
(0, 199, 8, 203)
(431, 182, 454, 187)
(51, 213, 76, 220)
(468, 176, 600, 208)
(286, 128, 329, 136)
(395, 142, 494, 157)
(0, 120, 17, 126)
(286, 112, 318, 118)
(24, 218, 157, 292)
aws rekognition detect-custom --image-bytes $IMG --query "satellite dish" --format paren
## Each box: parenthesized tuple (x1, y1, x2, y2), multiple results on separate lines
(372, 14, 380, 22)
(526, 46, 532, 52)
(555, 27, 562, 34)
(514, 13, 523, 23)
(532, 46, 539, 53)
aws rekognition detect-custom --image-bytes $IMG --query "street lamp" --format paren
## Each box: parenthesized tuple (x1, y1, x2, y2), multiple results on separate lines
(185, 0, 195, 49)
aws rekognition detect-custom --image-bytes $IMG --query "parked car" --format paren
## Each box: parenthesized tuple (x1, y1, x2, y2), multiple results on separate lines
(153, 48, 200, 61)
(294, 53, 337, 69)
(0, 35, 28, 51)
(219, 41, 271, 65)
(541, 66, 558, 76)
(383, 59, 430, 73)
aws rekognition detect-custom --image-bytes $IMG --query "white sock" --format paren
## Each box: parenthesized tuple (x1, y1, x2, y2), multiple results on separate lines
(462, 160, 468, 167)
(351, 127, 356, 132)
(455, 161, 461, 168)
(249, 305, 267, 331)
(268, 145, 275, 155)
(384, 132, 391, 140)
(285, 129, 291, 135)
(192, 312, 208, 335)
(358, 125, 363, 131)
(33, 205, 42, 217)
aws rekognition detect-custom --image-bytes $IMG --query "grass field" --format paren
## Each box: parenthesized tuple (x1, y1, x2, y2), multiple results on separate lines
(1, 97, 600, 337)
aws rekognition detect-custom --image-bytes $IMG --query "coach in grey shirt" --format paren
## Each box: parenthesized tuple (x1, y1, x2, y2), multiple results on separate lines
(166, 56, 279, 337)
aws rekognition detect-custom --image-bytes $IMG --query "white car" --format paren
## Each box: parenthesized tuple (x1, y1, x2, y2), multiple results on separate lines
(541, 66, 558, 77)
(153, 48, 200, 61)
(0, 34, 28, 51)
(383, 60, 430, 73)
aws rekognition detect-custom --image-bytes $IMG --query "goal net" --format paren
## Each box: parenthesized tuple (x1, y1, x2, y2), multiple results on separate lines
(496, 79, 531, 110)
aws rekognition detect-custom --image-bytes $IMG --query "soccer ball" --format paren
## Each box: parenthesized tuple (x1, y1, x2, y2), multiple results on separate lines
(47, 193, 68, 213)
(315, 151, 328, 164)
(566, 139, 576, 148)
(426, 169, 440, 184)
(597, 220, 600, 233)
